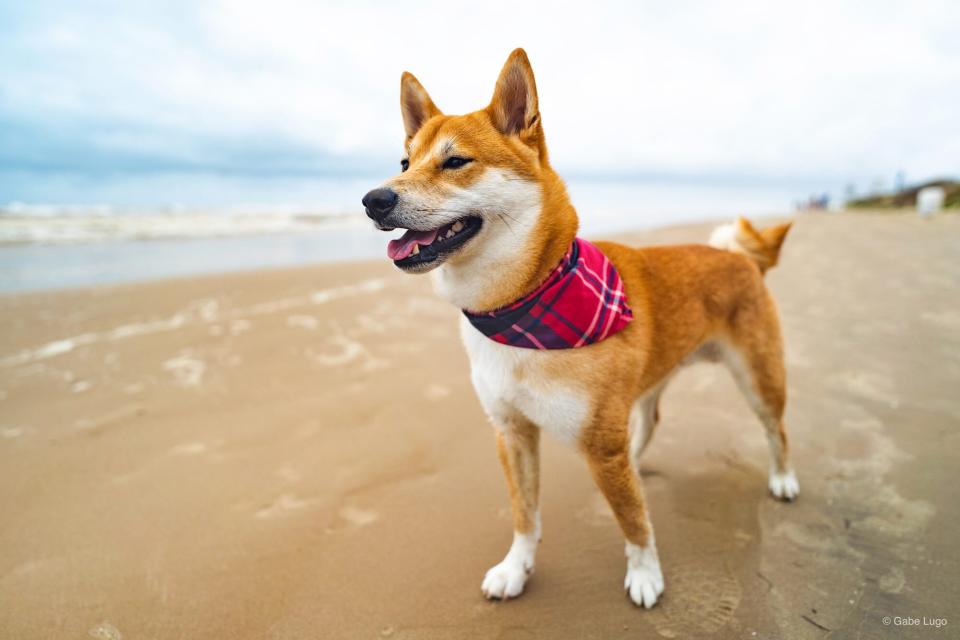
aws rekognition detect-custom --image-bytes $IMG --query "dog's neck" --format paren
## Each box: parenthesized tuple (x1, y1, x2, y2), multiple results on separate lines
(431, 171, 578, 312)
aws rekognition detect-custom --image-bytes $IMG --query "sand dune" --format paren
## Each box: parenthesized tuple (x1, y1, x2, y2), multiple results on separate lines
(1, 213, 957, 638)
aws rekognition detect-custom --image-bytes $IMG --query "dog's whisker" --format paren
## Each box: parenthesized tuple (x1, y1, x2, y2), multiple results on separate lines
(496, 212, 516, 235)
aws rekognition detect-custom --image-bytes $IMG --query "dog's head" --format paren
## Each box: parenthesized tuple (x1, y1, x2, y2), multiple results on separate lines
(363, 49, 577, 309)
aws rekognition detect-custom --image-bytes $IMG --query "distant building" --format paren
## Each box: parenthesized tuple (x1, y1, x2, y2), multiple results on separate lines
(917, 187, 945, 217)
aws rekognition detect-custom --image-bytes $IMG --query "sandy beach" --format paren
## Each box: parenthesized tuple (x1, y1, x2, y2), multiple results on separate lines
(1, 212, 958, 639)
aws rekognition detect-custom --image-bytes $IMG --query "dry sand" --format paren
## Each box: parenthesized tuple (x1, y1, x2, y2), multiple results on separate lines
(1, 213, 958, 639)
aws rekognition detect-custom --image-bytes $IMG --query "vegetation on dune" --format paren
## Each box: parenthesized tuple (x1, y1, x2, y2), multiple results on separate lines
(847, 179, 960, 209)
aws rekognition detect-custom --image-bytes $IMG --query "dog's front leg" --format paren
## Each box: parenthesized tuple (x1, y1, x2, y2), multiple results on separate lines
(585, 426, 665, 609)
(481, 420, 540, 600)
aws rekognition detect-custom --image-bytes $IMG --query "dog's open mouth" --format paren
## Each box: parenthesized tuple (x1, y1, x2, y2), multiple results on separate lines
(386, 217, 482, 270)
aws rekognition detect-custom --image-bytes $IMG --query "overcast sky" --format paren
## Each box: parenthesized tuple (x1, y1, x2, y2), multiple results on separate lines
(1, 0, 958, 193)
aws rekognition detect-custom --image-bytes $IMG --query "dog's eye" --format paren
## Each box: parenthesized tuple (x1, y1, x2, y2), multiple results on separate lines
(400, 159, 409, 172)
(442, 156, 472, 170)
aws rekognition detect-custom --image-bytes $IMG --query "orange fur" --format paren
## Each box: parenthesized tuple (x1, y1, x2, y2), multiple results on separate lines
(495, 421, 540, 535)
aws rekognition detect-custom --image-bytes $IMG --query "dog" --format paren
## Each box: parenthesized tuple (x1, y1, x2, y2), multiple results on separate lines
(362, 48, 797, 609)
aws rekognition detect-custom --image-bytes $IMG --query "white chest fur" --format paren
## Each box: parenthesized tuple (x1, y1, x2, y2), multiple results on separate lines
(459, 317, 589, 443)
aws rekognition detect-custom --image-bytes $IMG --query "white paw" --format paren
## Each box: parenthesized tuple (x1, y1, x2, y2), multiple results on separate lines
(481, 558, 532, 600)
(625, 542, 664, 609)
(481, 528, 538, 600)
(769, 469, 800, 501)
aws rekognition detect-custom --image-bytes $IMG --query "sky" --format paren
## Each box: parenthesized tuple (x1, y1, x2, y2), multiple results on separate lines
(1, 0, 958, 205)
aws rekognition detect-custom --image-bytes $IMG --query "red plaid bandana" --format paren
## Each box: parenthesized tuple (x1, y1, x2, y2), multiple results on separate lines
(463, 238, 633, 349)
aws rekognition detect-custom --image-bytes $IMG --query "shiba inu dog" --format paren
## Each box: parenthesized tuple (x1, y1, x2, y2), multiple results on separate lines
(362, 48, 797, 609)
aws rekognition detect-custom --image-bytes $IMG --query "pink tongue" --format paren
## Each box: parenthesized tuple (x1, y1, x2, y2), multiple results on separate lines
(387, 229, 439, 260)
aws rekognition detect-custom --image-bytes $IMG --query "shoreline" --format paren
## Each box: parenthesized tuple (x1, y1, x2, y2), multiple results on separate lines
(0, 212, 787, 295)
(2, 208, 948, 295)
(1, 219, 710, 296)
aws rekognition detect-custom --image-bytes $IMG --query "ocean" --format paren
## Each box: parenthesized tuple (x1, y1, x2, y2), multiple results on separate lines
(0, 173, 809, 293)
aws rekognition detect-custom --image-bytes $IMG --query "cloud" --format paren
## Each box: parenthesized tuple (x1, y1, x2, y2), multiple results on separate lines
(1, 0, 958, 187)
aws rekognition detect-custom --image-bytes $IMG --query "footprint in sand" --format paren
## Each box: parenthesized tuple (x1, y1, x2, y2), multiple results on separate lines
(311, 334, 389, 372)
(163, 353, 206, 388)
(338, 505, 379, 528)
(646, 559, 742, 637)
(193, 298, 220, 322)
(879, 567, 907, 593)
(324, 505, 380, 533)
(879, 565, 906, 593)
(255, 494, 314, 519)
(88, 622, 122, 640)
(312, 335, 364, 366)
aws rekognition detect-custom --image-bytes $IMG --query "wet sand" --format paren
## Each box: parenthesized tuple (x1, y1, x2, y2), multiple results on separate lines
(1, 213, 958, 639)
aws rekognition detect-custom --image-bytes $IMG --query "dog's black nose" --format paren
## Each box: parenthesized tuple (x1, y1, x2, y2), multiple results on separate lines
(362, 188, 398, 221)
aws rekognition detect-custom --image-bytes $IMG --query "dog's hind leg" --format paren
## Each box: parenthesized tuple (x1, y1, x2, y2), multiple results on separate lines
(481, 418, 541, 600)
(722, 315, 799, 501)
(628, 384, 665, 470)
(584, 405, 665, 608)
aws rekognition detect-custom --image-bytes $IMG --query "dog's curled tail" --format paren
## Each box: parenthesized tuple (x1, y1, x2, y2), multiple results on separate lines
(708, 216, 792, 273)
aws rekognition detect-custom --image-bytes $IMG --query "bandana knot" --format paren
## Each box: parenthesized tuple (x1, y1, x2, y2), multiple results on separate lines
(463, 238, 633, 349)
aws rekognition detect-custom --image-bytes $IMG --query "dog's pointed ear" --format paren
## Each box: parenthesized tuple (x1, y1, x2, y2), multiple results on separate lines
(400, 71, 442, 140)
(488, 48, 540, 139)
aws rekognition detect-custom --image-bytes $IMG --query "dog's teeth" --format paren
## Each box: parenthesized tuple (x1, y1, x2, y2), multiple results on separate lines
(446, 229, 455, 238)
(452, 221, 464, 232)
(411, 244, 419, 255)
